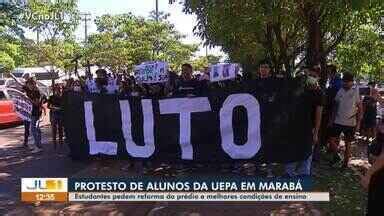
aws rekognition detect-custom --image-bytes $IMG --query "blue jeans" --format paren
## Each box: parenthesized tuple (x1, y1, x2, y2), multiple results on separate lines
(30, 116, 42, 148)
(285, 153, 313, 177)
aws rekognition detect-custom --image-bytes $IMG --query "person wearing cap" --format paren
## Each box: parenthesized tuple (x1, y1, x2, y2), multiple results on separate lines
(328, 72, 362, 168)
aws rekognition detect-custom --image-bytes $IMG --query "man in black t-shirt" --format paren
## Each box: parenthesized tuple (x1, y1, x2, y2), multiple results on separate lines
(48, 84, 64, 149)
(285, 66, 324, 177)
(174, 63, 203, 96)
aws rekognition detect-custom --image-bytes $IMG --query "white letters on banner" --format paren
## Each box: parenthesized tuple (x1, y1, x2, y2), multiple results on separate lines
(219, 94, 261, 159)
(120, 99, 155, 158)
(83, 94, 261, 159)
(209, 63, 240, 82)
(84, 101, 118, 155)
(159, 97, 212, 160)
(134, 61, 169, 84)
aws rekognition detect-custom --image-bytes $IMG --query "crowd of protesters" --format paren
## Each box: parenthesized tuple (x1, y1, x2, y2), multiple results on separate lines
(14, 62, 384, 175)
(10, 61, 384, 213)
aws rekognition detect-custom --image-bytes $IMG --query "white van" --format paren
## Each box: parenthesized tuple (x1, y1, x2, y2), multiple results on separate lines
(12, 67, 63, 87)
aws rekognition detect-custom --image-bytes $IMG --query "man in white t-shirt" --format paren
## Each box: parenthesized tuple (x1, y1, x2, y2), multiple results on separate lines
(329, 72, 362, 168)
(85, 69, 118, 94)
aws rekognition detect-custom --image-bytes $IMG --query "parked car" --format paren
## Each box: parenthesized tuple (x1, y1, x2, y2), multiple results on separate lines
(0, 87, 23, 126)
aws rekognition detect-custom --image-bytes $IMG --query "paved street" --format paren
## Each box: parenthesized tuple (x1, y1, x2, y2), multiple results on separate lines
(0, 123, 321, 216)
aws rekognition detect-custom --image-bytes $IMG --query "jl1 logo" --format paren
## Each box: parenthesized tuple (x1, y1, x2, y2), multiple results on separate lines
(26, 179, 63, 190)
(22, 178, 67, 192)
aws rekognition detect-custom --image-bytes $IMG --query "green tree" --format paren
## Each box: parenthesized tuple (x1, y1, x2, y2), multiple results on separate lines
(0, 51, 15, 73)
(20, 0, 81, 77)
(0, 0, 26, 39)
(335, 25, 384, 81)
(170, 0, 383, 80)
(85, 13, 198, 72)
(192, 54, 221, 71)
(0, 29, 38, 71)
(23, 0, 80, 40)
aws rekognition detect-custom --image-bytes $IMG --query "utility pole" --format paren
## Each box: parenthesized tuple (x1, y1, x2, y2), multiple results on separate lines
(36, 29, 40, 44)
(36, 28, 40, 65)
(155, 0, 159, 21)
(80, 12, 91, 44)
(153, 0, 159, 60)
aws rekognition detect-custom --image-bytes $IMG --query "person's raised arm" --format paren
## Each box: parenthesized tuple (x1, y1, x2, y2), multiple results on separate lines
(9, 73, 24, 86)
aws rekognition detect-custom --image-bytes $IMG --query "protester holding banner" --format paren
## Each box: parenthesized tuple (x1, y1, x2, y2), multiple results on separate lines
(284, 66, 324, 177)
(166, 71, 179, 96)
(252, 61, 275, 177)
(48, 84, 64, 149)
(23, 78, 44, 150)
(175, 63, 203, 96)
(85, 69, 118, 94)
(328, 72, 362, 168)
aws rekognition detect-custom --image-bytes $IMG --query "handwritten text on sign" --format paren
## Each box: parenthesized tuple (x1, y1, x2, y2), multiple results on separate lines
(134, 62, 169, 84)
(210, 63, 240, 82)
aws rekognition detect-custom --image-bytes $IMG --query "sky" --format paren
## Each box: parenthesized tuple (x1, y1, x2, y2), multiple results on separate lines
(25, 0, 225, 58)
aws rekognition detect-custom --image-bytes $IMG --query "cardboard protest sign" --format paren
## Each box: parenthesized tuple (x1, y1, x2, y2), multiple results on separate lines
(209, 63, 240, 82)
(134, 61, 169, 84)
(7, 88, 32, 121)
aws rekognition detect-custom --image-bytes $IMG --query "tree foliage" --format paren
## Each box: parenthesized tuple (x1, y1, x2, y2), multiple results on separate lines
(335, 24, 384, 81)
(171, 0, 383, 79)
(20, 0, 81, 72)
(192, 54, 221, 71)
(0, 1, 26, 39)
(23, 0, 80, 40)
(85, 13, 198, 72)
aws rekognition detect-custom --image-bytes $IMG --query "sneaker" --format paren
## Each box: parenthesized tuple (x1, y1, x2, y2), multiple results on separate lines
(30, 148, 43, 153)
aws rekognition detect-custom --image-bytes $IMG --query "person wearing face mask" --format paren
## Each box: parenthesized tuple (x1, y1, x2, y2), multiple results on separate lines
(328, 72, 363, 169)
(48, 84, 64, 149)
(284, 66, 324, 177)
(72, 80, 83, 93)
(85, 68, 117, 94)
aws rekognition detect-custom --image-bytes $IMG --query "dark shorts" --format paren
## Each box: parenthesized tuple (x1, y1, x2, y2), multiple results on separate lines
(330, 124, 355, 141)
(363, 118, 377, 129)
(50, 111, 63, 125)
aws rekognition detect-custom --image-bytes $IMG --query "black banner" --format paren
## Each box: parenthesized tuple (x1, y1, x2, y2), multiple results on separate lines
(64, 78, 314, 163)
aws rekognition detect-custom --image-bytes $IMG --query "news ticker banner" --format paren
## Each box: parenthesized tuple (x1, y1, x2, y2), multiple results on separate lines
(21, 177, 329, 202)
